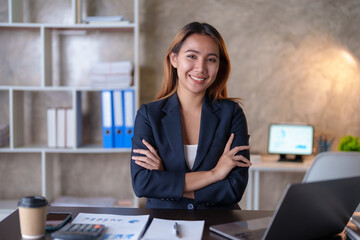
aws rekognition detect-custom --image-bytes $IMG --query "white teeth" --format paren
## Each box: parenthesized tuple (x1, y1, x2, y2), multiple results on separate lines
(190, 75, 205, 81)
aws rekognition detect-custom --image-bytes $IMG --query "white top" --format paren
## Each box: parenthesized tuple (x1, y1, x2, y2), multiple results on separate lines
(184, 145, 198, 170)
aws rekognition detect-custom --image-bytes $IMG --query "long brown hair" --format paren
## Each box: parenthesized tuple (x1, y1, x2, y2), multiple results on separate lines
(156, 22, 233, 101)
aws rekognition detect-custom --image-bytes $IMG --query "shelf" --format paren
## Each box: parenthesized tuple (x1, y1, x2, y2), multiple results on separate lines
(45, 23, 136, 30)
(0, 27, 41, 87)
(0, 146, 131, 153)
(55, 145, 131, 153)
(43, 28, 135, 88)
(0, 86, 135, 91)
(0, 0, 140, 208)
(0, 23, 41, 29)
(0, 153, 42, 199)
(46, 152, 134, 204)
(0, 23, 136, 29)
(0, 148, 41, 153)
(11, 91, 73, 148)
(0, 146, 10, 151)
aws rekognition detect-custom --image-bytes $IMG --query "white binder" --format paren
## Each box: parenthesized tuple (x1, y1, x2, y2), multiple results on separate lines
(47, 108, 57, 148)
(66, 108, 75, 148)
(57, 108, 66, 148)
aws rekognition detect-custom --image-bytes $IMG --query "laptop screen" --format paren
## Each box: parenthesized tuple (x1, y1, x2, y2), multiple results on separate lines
(268, 123, 314, 155)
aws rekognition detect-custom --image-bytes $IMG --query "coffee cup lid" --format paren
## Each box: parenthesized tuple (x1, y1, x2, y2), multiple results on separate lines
(18, 196, 48, 208)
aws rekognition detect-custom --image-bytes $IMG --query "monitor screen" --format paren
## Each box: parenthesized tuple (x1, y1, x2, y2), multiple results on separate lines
(268, 123, 314, 155)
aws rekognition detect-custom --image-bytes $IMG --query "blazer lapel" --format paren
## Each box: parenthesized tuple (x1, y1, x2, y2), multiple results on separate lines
(192, 95, 220, 171)
(161, 93, 187, 170)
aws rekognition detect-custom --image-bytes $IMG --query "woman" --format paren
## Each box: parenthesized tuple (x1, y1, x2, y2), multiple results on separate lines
(131, 22, 251, 209)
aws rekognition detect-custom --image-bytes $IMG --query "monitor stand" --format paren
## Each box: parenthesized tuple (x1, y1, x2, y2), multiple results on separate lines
(278, 154, 303, 162)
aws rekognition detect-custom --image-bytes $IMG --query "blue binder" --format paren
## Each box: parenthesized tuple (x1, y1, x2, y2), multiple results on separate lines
(101, 90, 115, 148)
(113, 90, 125, 148)
(122, 89, 135, 148)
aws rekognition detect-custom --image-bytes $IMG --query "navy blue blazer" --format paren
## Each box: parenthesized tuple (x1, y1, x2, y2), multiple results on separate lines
(131, 93, 250, 209)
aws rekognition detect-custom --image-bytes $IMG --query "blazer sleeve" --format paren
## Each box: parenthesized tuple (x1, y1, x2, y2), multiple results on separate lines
(194, 103, 250, 206)
(130, 104, 185, 200)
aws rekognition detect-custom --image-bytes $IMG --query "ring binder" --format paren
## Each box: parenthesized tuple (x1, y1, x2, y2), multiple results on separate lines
(101, 90, 115, 148)
(122, 89, 135, 148)
(113, 90, 125, 148)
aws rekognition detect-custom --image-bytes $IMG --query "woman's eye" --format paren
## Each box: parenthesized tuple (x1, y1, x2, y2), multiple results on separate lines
(208, 58, 217, 63)
(187, 55, 196, 59)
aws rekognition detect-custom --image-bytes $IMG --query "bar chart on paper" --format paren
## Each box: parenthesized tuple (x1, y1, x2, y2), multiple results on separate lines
(72, 213, 149, 240)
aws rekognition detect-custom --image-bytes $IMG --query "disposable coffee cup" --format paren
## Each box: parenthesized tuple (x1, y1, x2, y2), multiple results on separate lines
(18, 196, 48, 239)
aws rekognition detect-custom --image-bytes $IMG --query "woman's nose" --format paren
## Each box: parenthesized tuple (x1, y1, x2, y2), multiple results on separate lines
(195, 59, 206, 73)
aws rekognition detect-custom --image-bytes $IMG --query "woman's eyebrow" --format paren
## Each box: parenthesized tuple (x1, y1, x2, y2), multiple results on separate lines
(185, 49, 219, 58)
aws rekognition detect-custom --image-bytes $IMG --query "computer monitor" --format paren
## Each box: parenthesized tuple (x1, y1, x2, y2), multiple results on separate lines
(268, 123, 314, 162)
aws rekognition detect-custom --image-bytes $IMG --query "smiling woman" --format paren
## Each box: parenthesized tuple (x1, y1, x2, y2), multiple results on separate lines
(130, 22, 251, 209)
(170, 34, 220, 98)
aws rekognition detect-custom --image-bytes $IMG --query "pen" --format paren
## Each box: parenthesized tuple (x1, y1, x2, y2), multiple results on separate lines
(173, 222, 180, 238)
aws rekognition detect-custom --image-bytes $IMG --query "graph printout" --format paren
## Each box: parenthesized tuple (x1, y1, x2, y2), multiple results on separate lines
(72, 213, 150, 240)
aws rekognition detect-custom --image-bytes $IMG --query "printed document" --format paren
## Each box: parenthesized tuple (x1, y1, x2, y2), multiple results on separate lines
(72, 213, 149, 240)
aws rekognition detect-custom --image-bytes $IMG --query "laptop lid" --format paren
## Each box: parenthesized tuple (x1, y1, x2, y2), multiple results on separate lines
(264, 176, 360, 240)
(210, 176, 360, 240)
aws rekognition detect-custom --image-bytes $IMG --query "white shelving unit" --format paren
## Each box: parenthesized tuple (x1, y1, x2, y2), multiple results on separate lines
(0, 0, 140, 211)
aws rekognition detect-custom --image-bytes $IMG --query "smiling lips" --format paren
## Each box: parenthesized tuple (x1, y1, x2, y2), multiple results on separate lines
(189, 75, 206, 83)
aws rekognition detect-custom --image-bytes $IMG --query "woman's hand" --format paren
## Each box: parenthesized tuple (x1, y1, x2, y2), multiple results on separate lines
(212, 133, 251, 181)
(132, 139, 164, 171)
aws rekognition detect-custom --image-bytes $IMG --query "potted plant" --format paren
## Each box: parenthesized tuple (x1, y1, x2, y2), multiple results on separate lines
(338, 135, 360, 152)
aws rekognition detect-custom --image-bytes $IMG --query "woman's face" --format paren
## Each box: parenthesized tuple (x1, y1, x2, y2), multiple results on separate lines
(170, 33, 220, 97)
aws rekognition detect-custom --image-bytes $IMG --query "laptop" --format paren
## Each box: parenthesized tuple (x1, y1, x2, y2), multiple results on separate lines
(210, 176, 360, 240)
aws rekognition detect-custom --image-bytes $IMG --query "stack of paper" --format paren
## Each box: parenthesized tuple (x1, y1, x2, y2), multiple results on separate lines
(72, 213, 149, 240)
(90, 61, 133, 88)
(83, 15, 124, 24)
(0, 124, 9, 147)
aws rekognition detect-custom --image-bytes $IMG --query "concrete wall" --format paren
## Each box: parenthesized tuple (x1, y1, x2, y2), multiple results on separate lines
(139, 0, 360, 153)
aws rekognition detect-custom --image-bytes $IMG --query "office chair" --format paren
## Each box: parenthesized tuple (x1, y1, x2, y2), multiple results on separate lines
(303, 151, 360, 211)
(303, 151, 360, 183)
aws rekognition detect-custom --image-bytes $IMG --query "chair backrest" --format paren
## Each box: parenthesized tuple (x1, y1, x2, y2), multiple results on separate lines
(303, 151, 360, 183)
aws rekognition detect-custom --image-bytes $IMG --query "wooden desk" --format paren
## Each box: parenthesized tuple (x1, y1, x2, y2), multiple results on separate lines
(247, 155, 313, 210)
(0, 206, 272, 240)
(0, 206, 349, 240)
